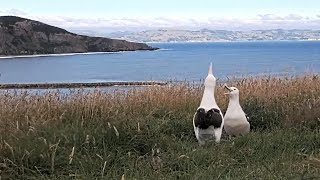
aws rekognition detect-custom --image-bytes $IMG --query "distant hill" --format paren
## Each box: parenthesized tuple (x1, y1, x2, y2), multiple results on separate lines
(105, 29, 320, 42)
(0, 16, 158, 56)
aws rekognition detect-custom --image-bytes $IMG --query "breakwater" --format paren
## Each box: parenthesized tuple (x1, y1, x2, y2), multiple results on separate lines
(0, 81, 167, 89)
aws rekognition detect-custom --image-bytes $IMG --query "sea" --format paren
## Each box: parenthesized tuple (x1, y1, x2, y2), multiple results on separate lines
(0, 41, 319, 84)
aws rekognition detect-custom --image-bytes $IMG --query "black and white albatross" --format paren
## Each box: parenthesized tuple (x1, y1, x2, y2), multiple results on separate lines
(193, 63, 224, 145)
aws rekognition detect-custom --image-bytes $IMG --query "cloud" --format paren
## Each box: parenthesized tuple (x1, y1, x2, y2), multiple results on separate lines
(40, 14, 320, 32)
(0, 8, 28, 16)
(258, 14, 284, 21)
(254, 14, 320, 29)
(1, 8, 320, 32)
(285, 14, 304, 20)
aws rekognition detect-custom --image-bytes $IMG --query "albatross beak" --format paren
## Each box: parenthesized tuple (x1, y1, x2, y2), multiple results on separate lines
(224, 84, 232, 94)
(208, 62, 213, 75)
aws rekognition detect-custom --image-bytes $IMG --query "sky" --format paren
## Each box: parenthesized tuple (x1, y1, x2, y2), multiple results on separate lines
(1, 0, 320, 32)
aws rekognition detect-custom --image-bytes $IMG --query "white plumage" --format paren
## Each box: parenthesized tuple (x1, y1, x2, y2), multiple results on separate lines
(223, 85, 250, 136)
(193, 63, 224, 145)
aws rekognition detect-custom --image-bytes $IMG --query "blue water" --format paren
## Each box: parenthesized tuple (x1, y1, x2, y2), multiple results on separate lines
(0, 41, 319, 84)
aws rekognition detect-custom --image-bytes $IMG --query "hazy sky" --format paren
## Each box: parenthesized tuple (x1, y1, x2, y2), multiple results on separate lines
(1, 0, 320, 32)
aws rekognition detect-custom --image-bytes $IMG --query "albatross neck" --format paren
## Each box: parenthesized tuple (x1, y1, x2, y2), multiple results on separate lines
(200, 86, 218, 108)
(228, 95, 241, 108)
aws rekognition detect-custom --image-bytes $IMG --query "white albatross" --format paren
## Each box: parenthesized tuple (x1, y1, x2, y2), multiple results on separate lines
(223, 85, 250, 136)
(193, 63, 224, 145)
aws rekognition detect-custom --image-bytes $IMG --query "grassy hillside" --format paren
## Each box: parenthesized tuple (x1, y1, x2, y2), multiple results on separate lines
(0, 75, 319, 179)
(0, 16, 158, 56)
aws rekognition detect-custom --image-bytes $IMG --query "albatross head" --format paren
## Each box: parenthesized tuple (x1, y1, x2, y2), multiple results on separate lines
(224, 85, 239, 98)
(204, 62, 217, 88)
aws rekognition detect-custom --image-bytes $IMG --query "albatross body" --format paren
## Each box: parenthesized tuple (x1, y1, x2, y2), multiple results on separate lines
(224, 86, 250, 136)
(193, 63, 224, 145)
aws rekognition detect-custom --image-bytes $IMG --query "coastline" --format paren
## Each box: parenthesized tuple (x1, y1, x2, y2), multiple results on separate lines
(146, 39, 320, 44)
(0, 81, 167, 89)
(0, 40, 318, 59)
(0, 51, 126, 59)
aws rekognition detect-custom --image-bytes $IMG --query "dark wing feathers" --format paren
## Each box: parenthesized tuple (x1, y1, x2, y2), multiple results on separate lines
(194, 108, 206, 128)
(194, 108, 222, 129)
(207, 108, 222, 128)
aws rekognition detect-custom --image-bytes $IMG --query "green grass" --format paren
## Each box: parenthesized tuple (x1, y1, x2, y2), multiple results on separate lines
(0, 75, 320, 179)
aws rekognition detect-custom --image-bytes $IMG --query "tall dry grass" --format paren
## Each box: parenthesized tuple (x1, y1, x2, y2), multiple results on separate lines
(0, 75, 319, 136)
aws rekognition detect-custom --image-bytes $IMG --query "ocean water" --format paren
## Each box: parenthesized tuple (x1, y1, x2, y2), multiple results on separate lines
(0, 41, 319, 84)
